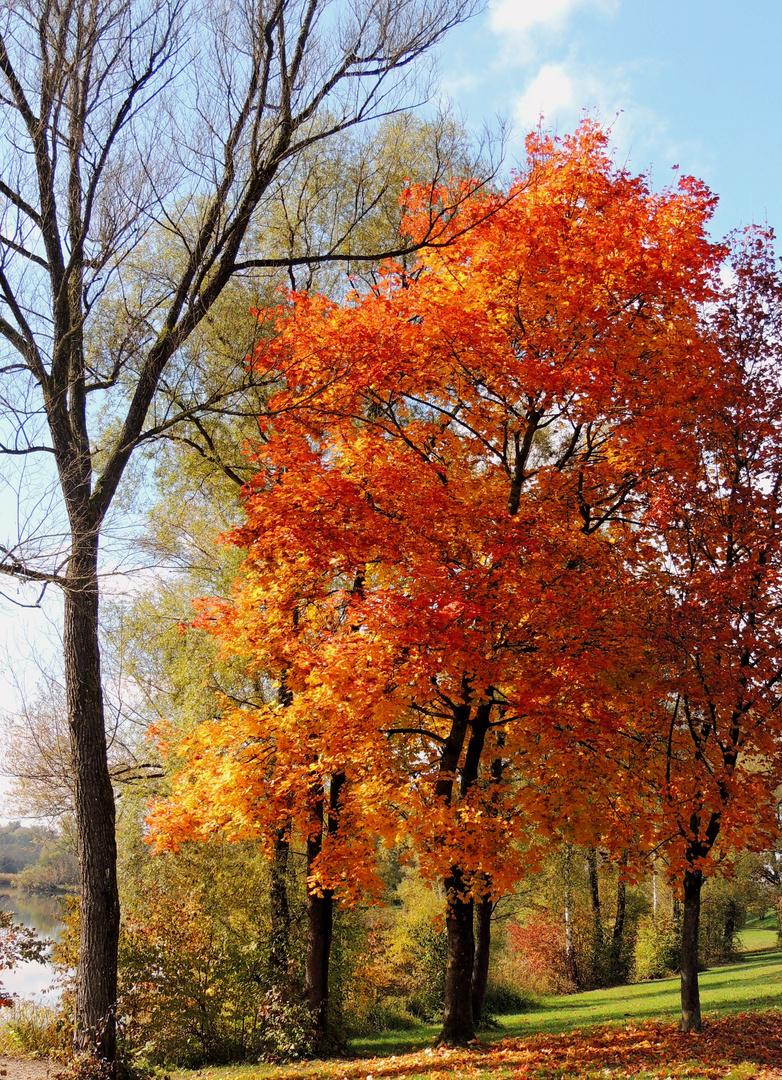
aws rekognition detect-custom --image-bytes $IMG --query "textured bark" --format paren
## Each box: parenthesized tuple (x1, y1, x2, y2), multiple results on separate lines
(436, 699, 491, 1046)
(305, 801, 331, 1036)
(680, 868, 703, 1032)
(610, 856, 627, 978)
(269, 827, 291, 975)
(612, 871, 627, 953)
(587, 846, 603, 949)
(471, 895, 492, 1023)
(64, 534, 119, 1059)
(563, 846, 579, 988)
(305, 773, 345, 1040)
(438, 872, 475, 1046)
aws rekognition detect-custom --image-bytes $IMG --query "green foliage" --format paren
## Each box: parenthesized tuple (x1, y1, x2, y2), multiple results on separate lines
(117, 845, 303, 1066)
(404, 920, 448, 1024)
(699, 885, 747, 966)
(0, 822, 55, 874)
(17, 844, 79, 895)
(481, 981, 536, 1016)
(633, 917, 681, 980)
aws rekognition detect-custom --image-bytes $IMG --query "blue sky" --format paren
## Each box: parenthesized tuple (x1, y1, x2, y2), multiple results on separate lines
(436, 0, 781, 241)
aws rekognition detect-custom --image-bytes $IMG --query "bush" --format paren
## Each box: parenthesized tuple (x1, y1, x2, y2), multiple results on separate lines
(0, 1000, 67, 1058)
(482, 980, 536, 1015)
(403, 919, 447, 1022)
(507, 917, 575, 995)
(699, 890, 745, 966)
(633, 917, 681, 980)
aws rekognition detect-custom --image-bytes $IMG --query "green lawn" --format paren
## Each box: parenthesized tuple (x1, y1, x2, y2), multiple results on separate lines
(737, 927, 777, 953)
(744, 910, 778, 931)
(351, 948, 782, 1056)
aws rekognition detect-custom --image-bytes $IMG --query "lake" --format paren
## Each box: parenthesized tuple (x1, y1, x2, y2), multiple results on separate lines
(1, 892, 64, 1002)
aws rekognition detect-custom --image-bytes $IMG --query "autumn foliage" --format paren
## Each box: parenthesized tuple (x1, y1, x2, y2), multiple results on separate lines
(148, 121, 782, 1041)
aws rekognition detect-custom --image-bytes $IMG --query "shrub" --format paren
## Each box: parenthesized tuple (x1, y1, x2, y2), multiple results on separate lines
(0, 1000, 67, 1058)
(699, 890, 746, 965)
(482, 980, 536, 1015)
(403, 919, 447, 1022)
(633, 917, 681, 980)
(507, 917, 575, 995)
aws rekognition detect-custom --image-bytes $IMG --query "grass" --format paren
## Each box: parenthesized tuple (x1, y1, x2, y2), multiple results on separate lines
(743, 910, 778, 931)
(737, 927, 777, 953)
(168, 950, 782, 1080)
(348, 948, 782, 1056)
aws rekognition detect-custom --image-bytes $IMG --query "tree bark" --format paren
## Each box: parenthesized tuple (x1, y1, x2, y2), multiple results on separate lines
(610, 856, 627, 979)
(305, 807, 332, 1038)
(563, 846, 579, 989)
(269, 827, 291, 976)
(305, 773, 345, 1042)
(587, 846, 603, 947)
(679, 867, 703, 1032)
(64, 533, 119, 1060)
(612, 870, 627, 954)
(471, 894, 492, 1024)
(436, 702, 492, 1045)
(438, 869, 475, 1046)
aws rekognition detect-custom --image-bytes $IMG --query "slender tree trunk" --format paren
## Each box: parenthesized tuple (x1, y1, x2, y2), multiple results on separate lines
(672, 894, 681, 922)
(64, 533, 119, 1060)
(305, 773, 345, 1041)
(471, 894, 492, 1024)
(563, 845, 578, 988)
(438, 868, 475, 1046)
(305, 807, 332, 1037)
(587, 846, 603, 948)
(586, 846, 603, 983)
(679, 867, 703, 1032)
(269, 827, 291, 976)
(611, 856, 627, 978)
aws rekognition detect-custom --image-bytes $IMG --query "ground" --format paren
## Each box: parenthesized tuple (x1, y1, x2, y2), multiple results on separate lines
(0, 1058, 51, 1080)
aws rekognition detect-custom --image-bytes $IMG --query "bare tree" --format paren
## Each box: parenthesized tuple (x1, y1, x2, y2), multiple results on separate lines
(0, 0, 484, 1059)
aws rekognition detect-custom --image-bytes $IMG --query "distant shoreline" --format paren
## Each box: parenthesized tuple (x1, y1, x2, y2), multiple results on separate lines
(0, 877, 75, 899)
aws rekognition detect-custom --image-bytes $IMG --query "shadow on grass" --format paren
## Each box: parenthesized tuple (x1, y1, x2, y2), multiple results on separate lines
(350, 949, 782, 1057)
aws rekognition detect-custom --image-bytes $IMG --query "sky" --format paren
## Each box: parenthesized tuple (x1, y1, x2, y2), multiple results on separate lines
(435, 0, 782, 241)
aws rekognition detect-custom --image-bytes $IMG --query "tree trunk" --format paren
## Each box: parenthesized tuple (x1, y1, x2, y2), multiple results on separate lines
(64, 534, 119, 1061)
(471, 894, 492, 1024)
(305, 773, 344, 1041)
(437, 869, 475, 1046)
(613, 872, 627, 953)
(680, 867, 703, 1032)
(305, 818, 333, 1038)
(563, 846, 579, 988)
(611, 858, 627, 978)
(587, 846, 603, 948)
(269, 827, 291, 976)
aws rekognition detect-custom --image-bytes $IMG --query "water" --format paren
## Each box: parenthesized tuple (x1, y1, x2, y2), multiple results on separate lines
(1, 892, 64, 1003)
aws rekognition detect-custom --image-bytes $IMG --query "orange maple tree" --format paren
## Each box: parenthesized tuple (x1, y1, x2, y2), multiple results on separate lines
(613, 230, 782, 1031)
(149, 122, 724, 1044)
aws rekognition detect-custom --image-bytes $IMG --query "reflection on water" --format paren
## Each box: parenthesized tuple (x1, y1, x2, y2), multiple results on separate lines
(1, 892, 65, 1003)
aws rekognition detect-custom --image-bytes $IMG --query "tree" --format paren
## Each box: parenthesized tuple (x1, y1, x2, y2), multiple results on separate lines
(0, 0, 484, 1059)
(151, 123, 721, 1044)
(630, 231, 782, 1031)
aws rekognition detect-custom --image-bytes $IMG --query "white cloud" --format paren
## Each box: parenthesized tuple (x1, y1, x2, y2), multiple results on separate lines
(513, 63, 577, 127)
(509, 59, 688, 187)
(489, 0, 617, 36)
